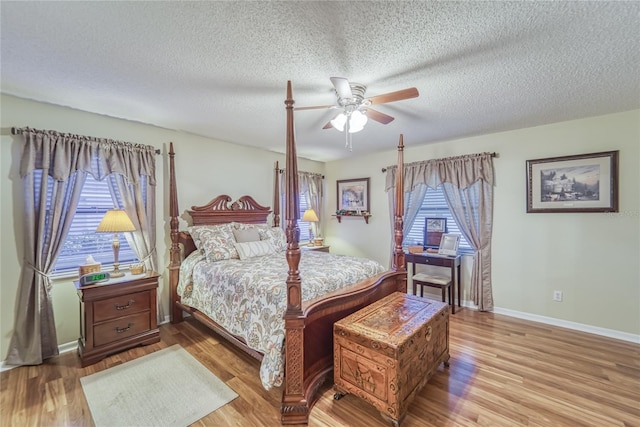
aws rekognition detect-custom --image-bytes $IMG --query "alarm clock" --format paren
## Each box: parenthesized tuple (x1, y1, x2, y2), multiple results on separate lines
(79, 271, 111, 286)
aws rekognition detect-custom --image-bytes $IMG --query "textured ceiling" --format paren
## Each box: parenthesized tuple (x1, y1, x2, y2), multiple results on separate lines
(1, 1, 639, 162)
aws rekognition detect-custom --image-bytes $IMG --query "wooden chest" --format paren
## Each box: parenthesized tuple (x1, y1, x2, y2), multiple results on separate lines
(333, 292, 449, 426)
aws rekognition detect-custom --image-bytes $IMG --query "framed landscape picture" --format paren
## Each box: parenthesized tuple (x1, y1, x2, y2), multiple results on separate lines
(424, 217, 447, 247)
(337, 178, 370, 213)
(526, 151, 619, 213)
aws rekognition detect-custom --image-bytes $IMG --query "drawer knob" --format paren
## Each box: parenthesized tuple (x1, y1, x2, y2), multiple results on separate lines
(115, 299, 135, 310)
(115, 323, 134, 333)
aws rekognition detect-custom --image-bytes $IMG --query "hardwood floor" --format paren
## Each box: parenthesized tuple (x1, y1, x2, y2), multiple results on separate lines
(1, 307, 638, 426)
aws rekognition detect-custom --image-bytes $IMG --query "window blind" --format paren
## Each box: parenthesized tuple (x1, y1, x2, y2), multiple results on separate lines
(404, 186, 471, 251)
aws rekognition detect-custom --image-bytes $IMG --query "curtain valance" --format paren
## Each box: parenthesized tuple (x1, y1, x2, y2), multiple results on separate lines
(279, 169, 324, 197)
(18, 127, 157, 185)
(385, 152, 494, 192)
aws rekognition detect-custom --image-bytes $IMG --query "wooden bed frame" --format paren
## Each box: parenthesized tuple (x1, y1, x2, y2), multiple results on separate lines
(168, 81, 407, 425)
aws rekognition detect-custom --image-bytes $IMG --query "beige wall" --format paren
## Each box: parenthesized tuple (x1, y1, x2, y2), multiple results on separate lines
(0, 94, 323, 360)
(324, 110, 640, 339)
(2, 94, 638, 362)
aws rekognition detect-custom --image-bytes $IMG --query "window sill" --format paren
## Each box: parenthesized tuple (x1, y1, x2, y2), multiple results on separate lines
(50, 265, 117, 282)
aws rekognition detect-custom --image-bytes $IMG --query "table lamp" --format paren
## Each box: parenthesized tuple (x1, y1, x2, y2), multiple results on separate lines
(301, 208, 319, 247)
(96, 209, 136, 278)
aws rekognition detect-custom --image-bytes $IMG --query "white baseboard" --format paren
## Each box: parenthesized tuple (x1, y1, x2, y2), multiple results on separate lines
(416, 288, 640, 344)
(470, 301, 640, 344)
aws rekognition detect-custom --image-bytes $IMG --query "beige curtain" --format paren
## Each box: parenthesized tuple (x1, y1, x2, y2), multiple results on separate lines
(299, 172, 324, 237)
(108, 153, 159, 319)
(7, 127, 157, 365)
(280, 170, 324, 236)
(385, 152, 495, 310)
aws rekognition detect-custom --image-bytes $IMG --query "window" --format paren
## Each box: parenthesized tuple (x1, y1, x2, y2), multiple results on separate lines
(404, 186, 472, 252)
(280, 192, 312, 242)
(41, 171, 139, 276)
(298, 195, 313, 242)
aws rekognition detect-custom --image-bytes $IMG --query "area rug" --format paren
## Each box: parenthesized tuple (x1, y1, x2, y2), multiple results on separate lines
(80, 345, 238, 427)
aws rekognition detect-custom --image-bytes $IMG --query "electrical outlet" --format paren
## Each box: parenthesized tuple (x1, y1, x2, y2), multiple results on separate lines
(553, 290, 563, 302)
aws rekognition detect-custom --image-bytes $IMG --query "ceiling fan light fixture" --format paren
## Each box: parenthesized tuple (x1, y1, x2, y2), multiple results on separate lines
(348, 110, 367, 133)
(330, 113, 347, 132)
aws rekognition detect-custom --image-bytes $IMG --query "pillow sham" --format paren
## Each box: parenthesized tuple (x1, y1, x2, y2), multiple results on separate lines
(230, 222, 288, 252)
(188, 224, 229, 248)
(188, 224, 238, 262)
(234, 240, 276, 260)
(259, 226, 288, 252)
(232, 227, 261, 243)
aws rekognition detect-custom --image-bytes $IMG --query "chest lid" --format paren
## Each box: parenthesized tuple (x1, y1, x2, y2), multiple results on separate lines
(335, 292, 447, 348)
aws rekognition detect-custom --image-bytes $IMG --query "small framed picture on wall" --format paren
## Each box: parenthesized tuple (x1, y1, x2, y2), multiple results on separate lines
(337, 178, 370, 213)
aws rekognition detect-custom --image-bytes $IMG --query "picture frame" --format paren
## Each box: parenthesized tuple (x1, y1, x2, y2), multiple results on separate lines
(438, 234, 460, 256)
(337, 178, 370, 213)
(526, 151, 619, 213)
(423, 217, 447, 248)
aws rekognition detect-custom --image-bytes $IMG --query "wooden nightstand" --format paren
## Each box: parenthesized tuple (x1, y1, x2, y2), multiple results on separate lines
(75, 271, 160, 367)
(302, 245, 330, 253)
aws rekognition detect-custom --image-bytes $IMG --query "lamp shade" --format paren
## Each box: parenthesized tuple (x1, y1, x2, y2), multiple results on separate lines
(301, 208, 319, 222)
(96, 209, 136, 233)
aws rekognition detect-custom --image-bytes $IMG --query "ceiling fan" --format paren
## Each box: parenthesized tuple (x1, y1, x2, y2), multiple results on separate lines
(295, 77, 420, 135)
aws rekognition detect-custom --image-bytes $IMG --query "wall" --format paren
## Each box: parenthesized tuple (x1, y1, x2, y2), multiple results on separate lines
(323, 110, 639, 340)
(0, 94, 323, 360)
(2, 94, 638, 362)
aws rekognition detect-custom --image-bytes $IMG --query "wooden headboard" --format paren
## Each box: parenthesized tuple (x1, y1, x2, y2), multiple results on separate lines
(188, 194, 272, 226)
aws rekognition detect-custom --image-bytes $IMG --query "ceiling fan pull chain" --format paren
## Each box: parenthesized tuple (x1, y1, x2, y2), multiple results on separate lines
(345, 118, 353, 151)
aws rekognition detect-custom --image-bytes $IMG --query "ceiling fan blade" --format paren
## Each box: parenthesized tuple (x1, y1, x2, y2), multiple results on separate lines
(294, 104, 335, 111)
(368, 87, 419, 105)
(322, 112, 341, 129)
(330, 77, 353, 99)
(365, 108, 395, 125)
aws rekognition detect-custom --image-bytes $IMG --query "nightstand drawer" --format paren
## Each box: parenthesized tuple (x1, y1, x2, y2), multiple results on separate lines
(93, 290, 151, 323)
(93, 312, 151, 347)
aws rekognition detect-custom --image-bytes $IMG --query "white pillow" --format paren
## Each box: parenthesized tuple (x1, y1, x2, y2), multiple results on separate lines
(234, 240, 276, 260)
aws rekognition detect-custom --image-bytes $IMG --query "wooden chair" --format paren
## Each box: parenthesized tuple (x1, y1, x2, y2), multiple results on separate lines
(412, 273, 452, 307)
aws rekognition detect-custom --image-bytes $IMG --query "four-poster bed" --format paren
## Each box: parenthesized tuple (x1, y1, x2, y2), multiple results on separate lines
(168, 81, 407, 424)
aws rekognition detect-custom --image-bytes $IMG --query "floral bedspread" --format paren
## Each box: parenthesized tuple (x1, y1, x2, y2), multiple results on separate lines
(177, 250, 386, 390)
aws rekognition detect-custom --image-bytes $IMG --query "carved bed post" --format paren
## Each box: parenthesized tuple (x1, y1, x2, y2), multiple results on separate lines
(273, 161, 281, 227)
(168, 142, 183, 323)
(393, 135, 406, 275)
(281, 81, 307, 424)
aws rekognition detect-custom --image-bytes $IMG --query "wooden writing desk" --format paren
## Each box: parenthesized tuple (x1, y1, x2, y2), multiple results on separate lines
(405, 251, 461, 313)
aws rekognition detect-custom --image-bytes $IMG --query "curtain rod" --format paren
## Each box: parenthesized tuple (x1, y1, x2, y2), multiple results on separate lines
(278, 168, 324, 179)
(381, 151, 497, 173)
(11, 127, 161, 154)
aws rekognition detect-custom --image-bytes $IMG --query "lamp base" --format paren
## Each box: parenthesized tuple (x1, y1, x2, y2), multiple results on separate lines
(110, 265, 125, 278)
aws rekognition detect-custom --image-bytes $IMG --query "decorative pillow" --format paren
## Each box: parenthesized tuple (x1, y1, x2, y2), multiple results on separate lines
(234, 240, 276, 260)
(232, 227, 261, 243)
(231, 222, 288, 252)
(188, 224, 238, 262)
(188, 224, 229, 248)
(259, 226, 288, 252)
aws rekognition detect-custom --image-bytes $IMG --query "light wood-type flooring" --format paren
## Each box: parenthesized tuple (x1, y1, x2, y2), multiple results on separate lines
(1, 307, 638, 426)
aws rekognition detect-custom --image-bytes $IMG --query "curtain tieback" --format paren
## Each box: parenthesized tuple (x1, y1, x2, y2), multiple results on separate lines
(138, 247, 157, 264)
(25, 261, 52, 289)
(25, 261, 48, 278)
